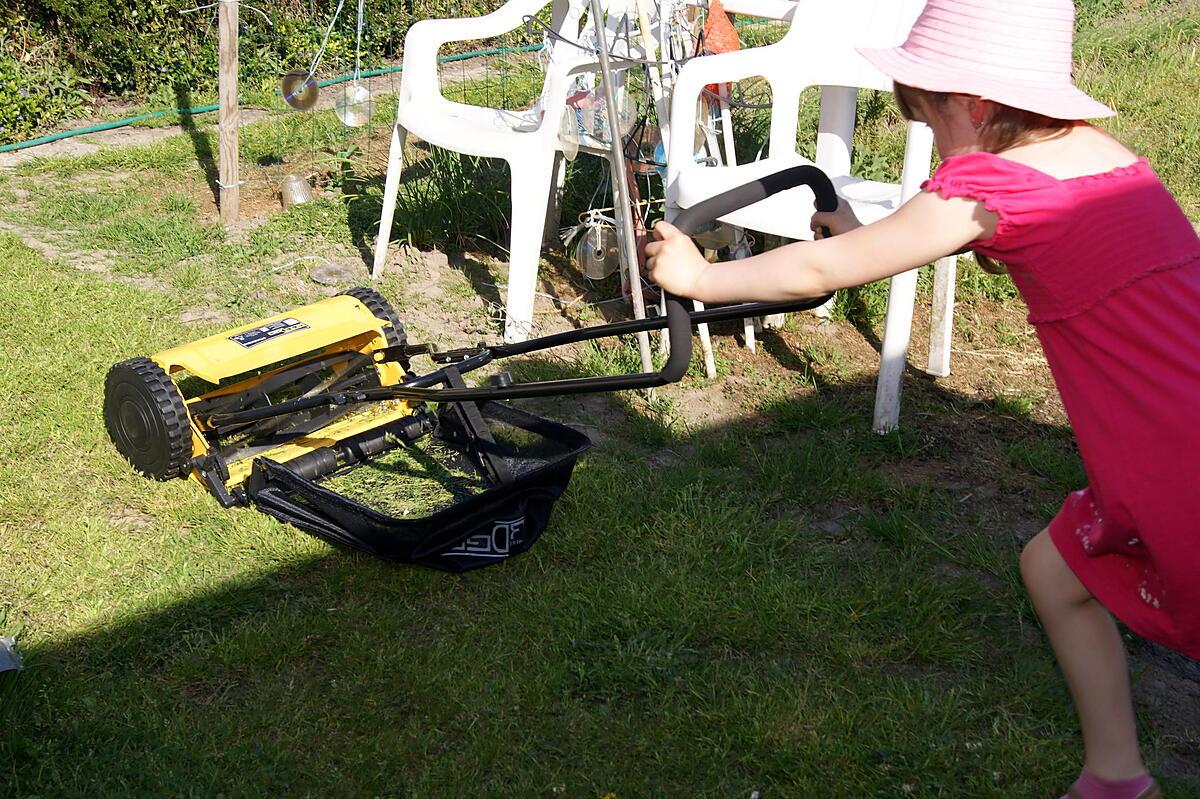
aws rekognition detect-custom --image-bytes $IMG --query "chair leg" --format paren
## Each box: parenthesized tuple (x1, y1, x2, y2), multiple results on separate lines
(926, 254, 958, 377)
(541, 152, 569, 248)
(760, 234, 789, 330)
(728, 235, 757, 351)
(693, 299, 717, 379)
(873, 268, 919, 433)
(810, 294, 836, 319)
(872, 120, 936, 432)
(502, 157, 556, 343)
(372, 123, 408, 279)
(743, 313, 757, 353)
(696, 248, 718, 379)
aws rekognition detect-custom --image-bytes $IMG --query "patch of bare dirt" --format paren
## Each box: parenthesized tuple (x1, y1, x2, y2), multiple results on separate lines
(116, 274, 173, 294)
(876, 459, 957, 490)
(190, 168, 301, 227)
(0, 216, 171, 293)
(675, 373, 767, 429)
(106, 506, 154, 531)
(0, 219, 114, 273)
(931, 559, 1006, 594)
(1130, 638, 1200, 780)
(263, 248, 370, 294)
(0, 136, 102, 167)
(377, 248, 504, 343)
(180, 307, 232, 326)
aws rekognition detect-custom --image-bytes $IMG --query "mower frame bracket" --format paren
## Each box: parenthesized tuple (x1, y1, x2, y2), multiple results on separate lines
(438, 366, 515, 488)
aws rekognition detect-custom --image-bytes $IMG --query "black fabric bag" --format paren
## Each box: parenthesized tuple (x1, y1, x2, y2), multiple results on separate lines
(245, 401, 591, 572)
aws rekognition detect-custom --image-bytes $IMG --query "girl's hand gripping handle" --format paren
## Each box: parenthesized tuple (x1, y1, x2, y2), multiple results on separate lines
(648, 165, 841, 298)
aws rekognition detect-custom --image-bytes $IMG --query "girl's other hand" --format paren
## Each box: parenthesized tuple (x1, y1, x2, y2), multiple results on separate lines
(810, 200, 862, 239)
(645, 221, 711, 298)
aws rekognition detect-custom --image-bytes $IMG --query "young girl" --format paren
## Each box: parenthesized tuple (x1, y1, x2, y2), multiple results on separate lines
(646, 1, 1199, 797)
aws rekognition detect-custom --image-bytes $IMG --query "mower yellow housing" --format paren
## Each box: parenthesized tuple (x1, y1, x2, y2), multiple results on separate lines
(104, 287, 421, 505)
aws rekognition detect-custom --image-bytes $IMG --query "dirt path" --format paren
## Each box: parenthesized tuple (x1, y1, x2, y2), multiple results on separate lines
(0, 108, 276, 168)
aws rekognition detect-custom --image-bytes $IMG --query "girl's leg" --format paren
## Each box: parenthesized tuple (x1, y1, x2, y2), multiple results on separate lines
(1019, 529, 1146, 780)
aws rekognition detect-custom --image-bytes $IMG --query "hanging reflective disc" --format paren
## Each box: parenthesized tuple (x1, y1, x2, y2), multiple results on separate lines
(281, 70, 320, 111)
(574, 221, 620, 280)
(334, 82, 372, 127)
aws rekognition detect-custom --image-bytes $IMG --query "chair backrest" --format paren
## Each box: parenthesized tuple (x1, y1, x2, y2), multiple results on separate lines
(778, 0, 924, 92)
(764, 0, 924, 167)
(567, 0, 658, 64)
(664, 0, 933, 223)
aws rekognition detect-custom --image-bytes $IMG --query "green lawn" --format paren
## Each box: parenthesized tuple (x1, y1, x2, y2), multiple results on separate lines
(1, 2, 1198, 796)
(0, 239, 1090, 797)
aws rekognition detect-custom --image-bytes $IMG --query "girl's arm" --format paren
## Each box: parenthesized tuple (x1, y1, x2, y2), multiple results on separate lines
(645, 192, 999, 304)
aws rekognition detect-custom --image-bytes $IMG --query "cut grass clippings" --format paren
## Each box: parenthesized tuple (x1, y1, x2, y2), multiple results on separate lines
(321, 439, 486, 517)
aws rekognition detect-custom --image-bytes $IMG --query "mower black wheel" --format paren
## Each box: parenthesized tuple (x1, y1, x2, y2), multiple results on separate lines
(104, 357, 192, 481)
(340, 286, 406, 349)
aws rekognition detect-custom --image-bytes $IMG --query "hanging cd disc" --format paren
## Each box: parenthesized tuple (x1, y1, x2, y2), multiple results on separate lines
(577, 87, 637, 146)
(334, 82, 372, 127)
(575, 222, 620, 280)
(281, 70, 320, 111)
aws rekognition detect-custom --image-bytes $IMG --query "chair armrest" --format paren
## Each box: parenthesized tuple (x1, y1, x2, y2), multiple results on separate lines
(666, 46, 792, 183)
(402, 0, 551, 106)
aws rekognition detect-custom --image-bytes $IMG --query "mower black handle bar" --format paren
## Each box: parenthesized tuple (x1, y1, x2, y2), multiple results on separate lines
(206, 166, 838, 429)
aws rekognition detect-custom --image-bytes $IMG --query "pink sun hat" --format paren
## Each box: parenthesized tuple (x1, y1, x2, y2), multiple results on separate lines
(857, 0, 1115, 119)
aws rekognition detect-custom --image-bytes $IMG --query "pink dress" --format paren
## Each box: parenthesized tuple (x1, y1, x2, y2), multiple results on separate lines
(924, 151, 1200, 658)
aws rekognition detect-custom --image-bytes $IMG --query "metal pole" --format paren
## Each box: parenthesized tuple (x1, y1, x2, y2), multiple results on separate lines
(589, 0, 655, 379)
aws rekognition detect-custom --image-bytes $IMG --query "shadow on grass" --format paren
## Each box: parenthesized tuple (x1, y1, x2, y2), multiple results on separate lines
(340, 155, 442, 268)
(174, 82, 219, 210)
(3, 363, 1196, 795)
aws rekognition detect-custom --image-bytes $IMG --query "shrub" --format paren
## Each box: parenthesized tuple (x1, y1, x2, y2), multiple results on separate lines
(24, 0, 520, 99)
(28, 0, 215, 96)
(0, 55, 90, 145)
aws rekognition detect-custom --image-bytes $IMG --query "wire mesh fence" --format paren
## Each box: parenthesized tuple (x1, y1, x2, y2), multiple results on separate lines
(130, 2, 844, 261)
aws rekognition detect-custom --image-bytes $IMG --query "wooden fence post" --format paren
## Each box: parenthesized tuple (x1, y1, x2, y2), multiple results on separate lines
(218, 0, 240, 224)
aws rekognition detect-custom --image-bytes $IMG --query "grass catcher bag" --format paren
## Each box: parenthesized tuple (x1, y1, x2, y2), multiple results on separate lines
(246, 401, 591, 572)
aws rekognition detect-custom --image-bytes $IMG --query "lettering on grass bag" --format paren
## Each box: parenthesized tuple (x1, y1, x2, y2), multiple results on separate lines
(442, 516, 526, 561)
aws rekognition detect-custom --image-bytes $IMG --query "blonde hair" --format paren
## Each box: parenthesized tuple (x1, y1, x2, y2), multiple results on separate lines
(893, 83, 1075, 273)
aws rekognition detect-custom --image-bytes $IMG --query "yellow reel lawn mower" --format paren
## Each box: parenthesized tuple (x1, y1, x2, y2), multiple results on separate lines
(103, 167, 837, 572)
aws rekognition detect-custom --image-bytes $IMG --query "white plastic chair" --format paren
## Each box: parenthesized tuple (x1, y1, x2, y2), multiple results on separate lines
(654, 0, 801, 363)
(665, 0, 958, 431)
(373, 0, 654, 343)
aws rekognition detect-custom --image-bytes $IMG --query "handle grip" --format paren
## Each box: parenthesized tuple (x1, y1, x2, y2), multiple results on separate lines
(673, 164, 839, 233)
(662, 164, 838, 342)
(654, 164, 839, 385)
